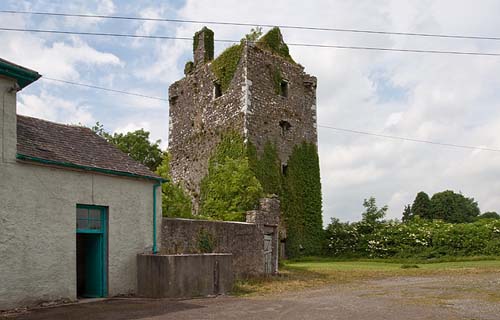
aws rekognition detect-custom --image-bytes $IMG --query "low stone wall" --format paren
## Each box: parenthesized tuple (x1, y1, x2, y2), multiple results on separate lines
(160, 219, 267, 276)
(137, 253, 233, 298)
(160, 197, 280, 277)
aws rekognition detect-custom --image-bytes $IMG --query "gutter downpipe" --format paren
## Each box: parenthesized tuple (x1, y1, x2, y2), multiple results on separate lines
(152, 179, 164, 254)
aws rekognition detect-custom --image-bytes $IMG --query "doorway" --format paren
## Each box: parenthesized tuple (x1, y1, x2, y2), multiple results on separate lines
(76, 205, 107, 298)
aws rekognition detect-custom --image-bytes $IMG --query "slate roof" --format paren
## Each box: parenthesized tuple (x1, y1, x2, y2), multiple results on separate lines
(16, 115, 162, 181)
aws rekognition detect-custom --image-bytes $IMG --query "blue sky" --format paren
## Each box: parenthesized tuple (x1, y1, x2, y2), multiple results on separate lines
(2, 0, 500, 223)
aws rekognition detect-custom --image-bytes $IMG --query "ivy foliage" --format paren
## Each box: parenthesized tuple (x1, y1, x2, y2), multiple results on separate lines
(200, 132, 263, 221)
(210, 44, 243, 93)
(184, 61, 194, 75)
(247, 141, 282, 196)
(193, 26, 214, 63)
(282, 142, 323, 257)
(257, 27, 295, 63)
(155, 153, 193, 218)
(271, 66, 284, 95)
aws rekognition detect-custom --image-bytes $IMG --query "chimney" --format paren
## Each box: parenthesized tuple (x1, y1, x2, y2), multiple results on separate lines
(193, 27, 214, 66)
(0, 58, 40, 163)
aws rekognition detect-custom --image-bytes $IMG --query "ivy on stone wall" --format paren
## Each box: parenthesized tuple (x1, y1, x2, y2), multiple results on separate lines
(199, 132, 263, 221)
(210, 44, 243, 93)
(282, 142, 323, 257)
(257, 27, 295, 63)
(248, 141, 282, 196)
(271, 66, 284, 95)
(184, 61, 194, 75)
(193, 27, 214, 63)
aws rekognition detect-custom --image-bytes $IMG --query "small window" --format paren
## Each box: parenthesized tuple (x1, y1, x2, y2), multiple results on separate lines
(279, 120, 291, 136)
(214, 82, 222, 98)
(282, 164, 288, 176)
(76, 205, 105, 232)
(280, 80, 288, 97)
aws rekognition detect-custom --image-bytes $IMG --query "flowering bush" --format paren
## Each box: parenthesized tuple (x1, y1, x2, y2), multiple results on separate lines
(324, 217, 500, 258)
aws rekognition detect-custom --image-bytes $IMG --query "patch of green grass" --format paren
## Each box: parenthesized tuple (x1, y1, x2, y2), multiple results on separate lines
(232, 257, 500, 297)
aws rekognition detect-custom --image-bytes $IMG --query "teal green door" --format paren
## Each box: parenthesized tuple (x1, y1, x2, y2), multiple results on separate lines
(76, 205, 107, 298)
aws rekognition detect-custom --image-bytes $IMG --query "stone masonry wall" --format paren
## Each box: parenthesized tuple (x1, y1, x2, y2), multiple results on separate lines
(246, 43, 317, 164)
(168, 46, 246, 213)
(168, 28, 317, 212)
(161, 197, 280, 277)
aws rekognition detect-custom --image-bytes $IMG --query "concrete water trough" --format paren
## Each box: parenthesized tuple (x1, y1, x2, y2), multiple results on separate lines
(137, 253, 233, 298)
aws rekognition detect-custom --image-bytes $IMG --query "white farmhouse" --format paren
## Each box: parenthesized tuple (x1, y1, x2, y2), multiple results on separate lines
(0, 58, 165, 310)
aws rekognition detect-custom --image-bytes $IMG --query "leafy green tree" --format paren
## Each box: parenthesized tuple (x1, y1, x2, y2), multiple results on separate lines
(200, 132, 263, 221)
(429, 190, 480, 223)
(91, 122, 163, 171)
(411, 191, 431, 219)
(361, 197, 388, 225)
(282, 142, 323, 257)
(155, 153, 192, 218)
(402, 204, 412, 222)
(477, 211, 499, 220)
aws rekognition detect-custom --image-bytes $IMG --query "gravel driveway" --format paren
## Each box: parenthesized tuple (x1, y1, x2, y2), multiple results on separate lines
(4, 272, 500, 320)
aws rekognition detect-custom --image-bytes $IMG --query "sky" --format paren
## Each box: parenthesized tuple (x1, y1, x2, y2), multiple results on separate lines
(1, 0, 500, 223)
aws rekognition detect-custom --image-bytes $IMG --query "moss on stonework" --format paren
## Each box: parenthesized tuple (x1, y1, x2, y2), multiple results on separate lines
(193, 27, 214, 63)
(184, 61, 194, 75)
(257, 27, 295, 63)
(210, 44, 243, 93)
(272, 66, 284, 95)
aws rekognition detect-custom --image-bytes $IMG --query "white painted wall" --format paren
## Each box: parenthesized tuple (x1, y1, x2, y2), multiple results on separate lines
(0, 76, 162, 310)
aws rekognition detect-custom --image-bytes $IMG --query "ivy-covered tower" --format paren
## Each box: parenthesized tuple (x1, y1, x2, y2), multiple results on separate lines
(168, 27, 322, 256)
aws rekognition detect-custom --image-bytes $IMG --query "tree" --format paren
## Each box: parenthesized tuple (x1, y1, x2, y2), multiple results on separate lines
(361, 197, 388, 225)
(155, 153, 192, 218)
(411, 191, 431, 219)
(429, 190, 480, 223)
(200, 132, 263, 221)
(402, 204, 412, 222)
(477, 211, 500, 220)
(91, 122, 163, 171)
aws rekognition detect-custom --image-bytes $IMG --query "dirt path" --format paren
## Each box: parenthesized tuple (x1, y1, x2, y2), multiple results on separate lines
(4, 272, 500, 320)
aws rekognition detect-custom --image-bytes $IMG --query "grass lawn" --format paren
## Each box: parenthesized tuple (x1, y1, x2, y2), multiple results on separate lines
(232, 257, 500, 296)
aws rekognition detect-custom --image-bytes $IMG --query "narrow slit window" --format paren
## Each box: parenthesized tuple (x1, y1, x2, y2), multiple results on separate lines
(282, 164, 288, 176)
(214, 82, 222, 98)
(280, 80, 288, 97)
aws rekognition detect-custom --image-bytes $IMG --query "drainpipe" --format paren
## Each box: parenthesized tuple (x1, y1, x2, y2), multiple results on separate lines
(152, 180, 163, 254)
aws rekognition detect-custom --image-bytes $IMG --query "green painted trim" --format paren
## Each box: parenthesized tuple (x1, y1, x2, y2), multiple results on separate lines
(76, 204, 108, 297)
(152, 182, 161, 254)
(16, 153, 168, 183)
(0, 59, 41, 89)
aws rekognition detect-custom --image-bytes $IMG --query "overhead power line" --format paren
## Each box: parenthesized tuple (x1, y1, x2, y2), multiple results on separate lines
(1, 27, 500, 57)
(42, 77, 169, 102)
(2, 9, 500, 42)
(317, 124, 500, 153)
(29, 76, 500, 153)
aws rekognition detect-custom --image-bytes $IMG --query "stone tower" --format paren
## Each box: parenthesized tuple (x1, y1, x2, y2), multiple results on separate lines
(168, 27, 318, 212)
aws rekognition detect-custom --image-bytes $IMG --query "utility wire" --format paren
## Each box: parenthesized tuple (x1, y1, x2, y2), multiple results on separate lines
(42, 77, 169, 102)
(32, 76, 500, 153)
(1, 27, 500, 57)
(317, 124, 500, 152)
(2, 9, 500, 42)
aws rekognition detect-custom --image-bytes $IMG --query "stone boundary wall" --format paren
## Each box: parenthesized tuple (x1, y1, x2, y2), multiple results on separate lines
(160, 197, 280, 277)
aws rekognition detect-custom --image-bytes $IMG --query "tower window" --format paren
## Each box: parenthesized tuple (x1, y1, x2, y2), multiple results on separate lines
(213, 82, 222, 98)
(279, 120, 291, 136)
(280, 80, 288, 97)
(282, 164, 288, 176)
